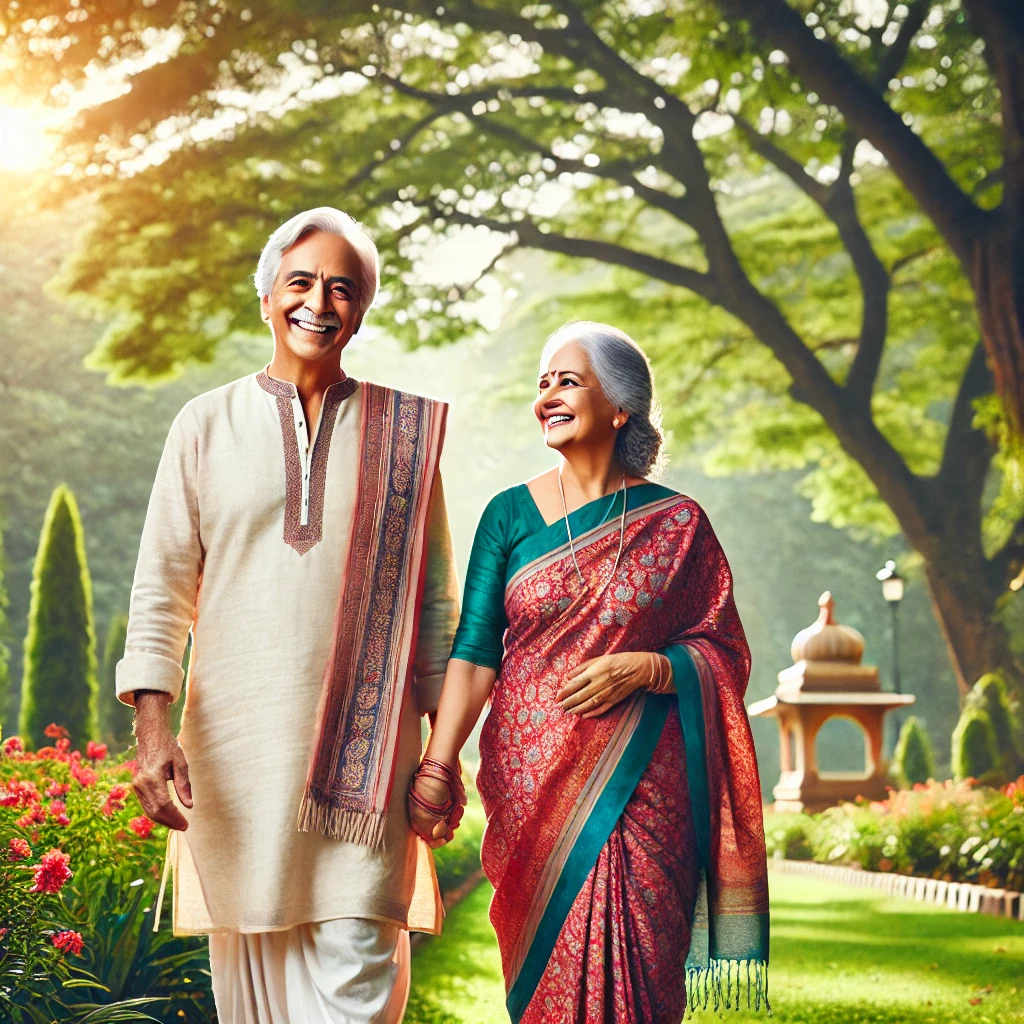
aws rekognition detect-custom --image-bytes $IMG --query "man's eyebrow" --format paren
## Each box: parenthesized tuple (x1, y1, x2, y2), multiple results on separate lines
(284, 270, 356, 289)
(326, 275, 356, 289)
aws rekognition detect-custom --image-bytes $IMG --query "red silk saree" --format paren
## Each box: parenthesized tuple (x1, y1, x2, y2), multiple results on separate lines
(450, 483, 770, 1023)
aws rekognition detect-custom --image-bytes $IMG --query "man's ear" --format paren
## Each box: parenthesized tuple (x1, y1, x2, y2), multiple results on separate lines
(260, 293, 271, 324)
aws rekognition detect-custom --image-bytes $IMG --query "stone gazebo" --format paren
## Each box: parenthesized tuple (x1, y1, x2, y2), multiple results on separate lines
(748, 592, 915, 813)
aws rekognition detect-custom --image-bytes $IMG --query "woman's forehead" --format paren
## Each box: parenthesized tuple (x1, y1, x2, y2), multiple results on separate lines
(540, 339, 591, 377)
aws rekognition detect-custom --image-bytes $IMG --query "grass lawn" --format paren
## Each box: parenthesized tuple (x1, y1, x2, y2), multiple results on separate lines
(406, 870, 1024, 1024)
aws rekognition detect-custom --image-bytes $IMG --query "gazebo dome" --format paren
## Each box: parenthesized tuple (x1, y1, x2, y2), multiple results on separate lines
(791, 592, 865, 665)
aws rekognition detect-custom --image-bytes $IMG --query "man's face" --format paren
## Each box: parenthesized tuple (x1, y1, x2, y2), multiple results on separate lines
(260, 230, 365, 363)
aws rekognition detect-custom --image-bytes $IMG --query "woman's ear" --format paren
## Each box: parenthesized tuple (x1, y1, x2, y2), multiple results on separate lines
(612, 411, 630, 430)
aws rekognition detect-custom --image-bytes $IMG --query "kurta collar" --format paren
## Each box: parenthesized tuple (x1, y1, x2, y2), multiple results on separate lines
(256, 366, 353, 399)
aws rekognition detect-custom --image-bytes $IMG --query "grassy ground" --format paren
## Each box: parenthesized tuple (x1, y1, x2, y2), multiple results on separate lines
(406, 871, 1024, 1024)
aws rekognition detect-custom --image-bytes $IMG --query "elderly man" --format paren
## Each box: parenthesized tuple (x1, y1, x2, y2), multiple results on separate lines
(118, 208, 459, 1023)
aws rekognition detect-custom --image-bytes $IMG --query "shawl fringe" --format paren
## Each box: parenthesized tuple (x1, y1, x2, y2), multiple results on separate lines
(685, 960, 771, 1016)
(297, 793, 387, 849)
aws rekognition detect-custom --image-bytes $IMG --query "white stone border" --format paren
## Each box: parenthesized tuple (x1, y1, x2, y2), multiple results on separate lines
(768, 857, 1023, 921)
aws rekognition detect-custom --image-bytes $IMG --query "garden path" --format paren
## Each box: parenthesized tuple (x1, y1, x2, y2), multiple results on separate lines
(406, 872, 1024, 1024)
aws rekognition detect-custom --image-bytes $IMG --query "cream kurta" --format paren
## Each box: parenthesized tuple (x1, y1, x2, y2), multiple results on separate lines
(117, 372, 458, 936)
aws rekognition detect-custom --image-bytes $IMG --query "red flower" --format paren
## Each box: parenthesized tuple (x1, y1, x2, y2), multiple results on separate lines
(53, 813, 70, 827)
(123, 759, 138, 776)
(55, 738, 71, 755)
(128, 816, 154, 838)
(70, 762, 98, 788)
(102, 783, 130, 816)
(48, 800, 67, 817)
(3, 736, 23, 755)
(8, 837, 31, 861)
(35, 746, 56, 761)
(0, 928, 6, 939)
(51, 930, 84, 956)
(30, 849, 72, 894)
(43, 724, 69, 741)
(85, 741, 108, 761)
(45, 782, 70, 799)
(16, 803, 47, 828)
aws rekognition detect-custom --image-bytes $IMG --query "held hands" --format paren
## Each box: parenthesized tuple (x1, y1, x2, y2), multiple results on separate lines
(132, 691, 192, 831)
(557, 651, 673, 719)
(407, 758, 467, 849)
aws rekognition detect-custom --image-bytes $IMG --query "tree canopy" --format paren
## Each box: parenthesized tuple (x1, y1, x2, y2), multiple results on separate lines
(2, 0, 1021, 691)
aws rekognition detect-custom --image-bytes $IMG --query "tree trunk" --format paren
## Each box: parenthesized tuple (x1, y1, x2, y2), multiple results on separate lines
(914, 531, 1021, 696)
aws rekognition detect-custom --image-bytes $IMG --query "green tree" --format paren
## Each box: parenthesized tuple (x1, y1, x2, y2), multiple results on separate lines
(2, 0, 1021, 694)
(951, 705, 999, 783)
(964, 670, 1020, 775)
(19, 486, 98, 748)
(0, 521, 10, 730)
(99, 613, 133, 751)
(892, 715, 935, 787)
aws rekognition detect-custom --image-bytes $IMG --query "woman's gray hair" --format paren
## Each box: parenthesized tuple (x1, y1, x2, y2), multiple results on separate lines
(541, 320, 665, 477)
(254, 207, 380, 316)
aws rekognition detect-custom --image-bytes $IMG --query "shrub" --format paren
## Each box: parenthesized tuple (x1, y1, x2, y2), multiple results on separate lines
(952, 706, 1000, 783)
(893, 716, 936, 787)
(19, 487, 98, 749)
(0, 523, 10, 731)
(966, 672, 1020, 776)
(763, 811, 813, 861)
(0, 725, 213, 1021)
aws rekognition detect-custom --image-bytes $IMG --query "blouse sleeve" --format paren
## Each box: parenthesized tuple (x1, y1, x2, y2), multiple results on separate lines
(448, 491, 512, 671)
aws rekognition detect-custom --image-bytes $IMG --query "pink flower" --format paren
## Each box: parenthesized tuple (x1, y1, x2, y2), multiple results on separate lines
(48, 800, 66, 817)
(53, 813, 70, 827)
(30, 849, 72, 894)
(128, 816, 154, 838)
(16, 803, 47, 828)
(43, 724, 69, 741)
(70, 762, 97, 788)
(102, 783, 130, 816)
(35, 746, 56, 761)
(55, 738, 71, 756)
(3, 780, 41, 807)
(51, 930, 84, 956)
(3, 736, 24, 755)
(85, 741, 108, 761)
(123, 759, 138, 776)
(45, 782, 70, 799)
(8, 837, 31, 861)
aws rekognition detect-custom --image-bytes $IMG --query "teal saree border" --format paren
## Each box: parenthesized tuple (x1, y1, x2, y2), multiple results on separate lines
(505, 692, 673, 1024)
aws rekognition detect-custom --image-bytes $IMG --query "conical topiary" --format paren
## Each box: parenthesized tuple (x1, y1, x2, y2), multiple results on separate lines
(0, 521, 10, 730)
(99, 613, 133, 750)
(951, 706, 999, 783)
(893, 716, 935, 787)
(965, 672, 1019, 773)
(19, 486, 98, 749)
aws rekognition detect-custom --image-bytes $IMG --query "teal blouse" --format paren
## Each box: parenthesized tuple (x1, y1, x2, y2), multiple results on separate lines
(449, 482, 680, 670)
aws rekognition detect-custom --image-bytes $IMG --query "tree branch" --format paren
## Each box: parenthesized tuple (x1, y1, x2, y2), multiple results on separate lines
(716, 0, 992, 257)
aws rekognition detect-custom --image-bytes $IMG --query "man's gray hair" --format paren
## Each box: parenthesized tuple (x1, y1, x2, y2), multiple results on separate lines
(541, 320, 665, 477)
(254, 207, 380, 316)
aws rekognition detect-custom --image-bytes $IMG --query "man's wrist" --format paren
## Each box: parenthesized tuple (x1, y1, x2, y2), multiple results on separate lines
(133, 690, 172, 735)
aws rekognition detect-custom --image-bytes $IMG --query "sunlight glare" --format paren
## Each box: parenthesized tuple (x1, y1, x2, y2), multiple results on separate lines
(0, 105, 52, 173)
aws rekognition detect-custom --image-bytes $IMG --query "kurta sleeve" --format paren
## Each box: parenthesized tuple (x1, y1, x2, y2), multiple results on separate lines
(116, 405, 204, 707)
(413, 469, 460, 715)
(449, 491, 511, 671)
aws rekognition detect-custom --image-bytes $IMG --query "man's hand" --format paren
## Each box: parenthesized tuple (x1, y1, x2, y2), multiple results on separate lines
(132, 690, 192, 831)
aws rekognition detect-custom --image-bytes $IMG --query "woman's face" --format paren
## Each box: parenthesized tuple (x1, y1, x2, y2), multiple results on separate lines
(533, 340, 625, 453)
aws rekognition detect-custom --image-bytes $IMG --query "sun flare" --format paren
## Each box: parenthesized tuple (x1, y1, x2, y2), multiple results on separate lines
(0, 105, 53, 174)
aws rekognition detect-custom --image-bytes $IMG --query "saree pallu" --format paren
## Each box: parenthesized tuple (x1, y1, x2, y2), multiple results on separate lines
(476, 493, 769, 1023)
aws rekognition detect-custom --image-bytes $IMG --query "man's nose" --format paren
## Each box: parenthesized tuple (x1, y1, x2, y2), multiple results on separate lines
(307, 278, 329, 312)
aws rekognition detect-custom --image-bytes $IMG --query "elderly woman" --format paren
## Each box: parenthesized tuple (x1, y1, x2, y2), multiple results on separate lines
(409, 322, 770, 1023)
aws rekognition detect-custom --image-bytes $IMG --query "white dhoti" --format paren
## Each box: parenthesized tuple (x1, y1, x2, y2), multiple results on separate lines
(210, 918, 411, 1024)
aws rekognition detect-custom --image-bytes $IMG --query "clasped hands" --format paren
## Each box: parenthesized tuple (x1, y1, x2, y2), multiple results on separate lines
(407, 757, 467, 849)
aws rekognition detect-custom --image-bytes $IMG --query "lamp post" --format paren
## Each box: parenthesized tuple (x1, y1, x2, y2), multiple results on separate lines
(876, 560, 905, 749)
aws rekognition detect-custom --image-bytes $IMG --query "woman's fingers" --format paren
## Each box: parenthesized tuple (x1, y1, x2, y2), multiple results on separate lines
(556, 656, 605, 701)
(559, 676, 607, 711)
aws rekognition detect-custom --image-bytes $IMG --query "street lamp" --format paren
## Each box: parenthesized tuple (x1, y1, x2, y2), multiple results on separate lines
(876, 560, 904, 749)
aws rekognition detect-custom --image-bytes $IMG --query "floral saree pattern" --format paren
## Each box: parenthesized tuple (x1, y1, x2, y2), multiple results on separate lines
(452, 485, 769, 1023)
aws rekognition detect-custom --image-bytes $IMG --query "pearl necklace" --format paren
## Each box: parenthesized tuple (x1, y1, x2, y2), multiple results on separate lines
(558, 469, 627, 595)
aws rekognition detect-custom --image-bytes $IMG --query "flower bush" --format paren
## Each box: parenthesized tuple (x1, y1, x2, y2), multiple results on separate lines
(765, 777, 1024, 891)
(0, 724, 214, 1023)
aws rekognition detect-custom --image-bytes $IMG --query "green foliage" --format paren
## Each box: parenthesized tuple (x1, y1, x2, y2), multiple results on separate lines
(893, 716, 936, 788)
(0, 0, 1013, 549)
(763, 779, 1024, 892)
(0, 734, 213, 1021)
(99, 616, 133, 753)
(0, 523, 10, 730)
(951, 706, 1000, 784)
(19, 487, 98, 750)
(964, 670, 1021, 777)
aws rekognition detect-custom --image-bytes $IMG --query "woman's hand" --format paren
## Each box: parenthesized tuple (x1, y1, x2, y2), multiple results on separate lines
(407, 759, 467, 849)
(557, 652, 672, 719)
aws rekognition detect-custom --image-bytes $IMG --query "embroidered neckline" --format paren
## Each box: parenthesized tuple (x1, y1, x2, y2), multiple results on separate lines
(256, 371, 359, 554)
